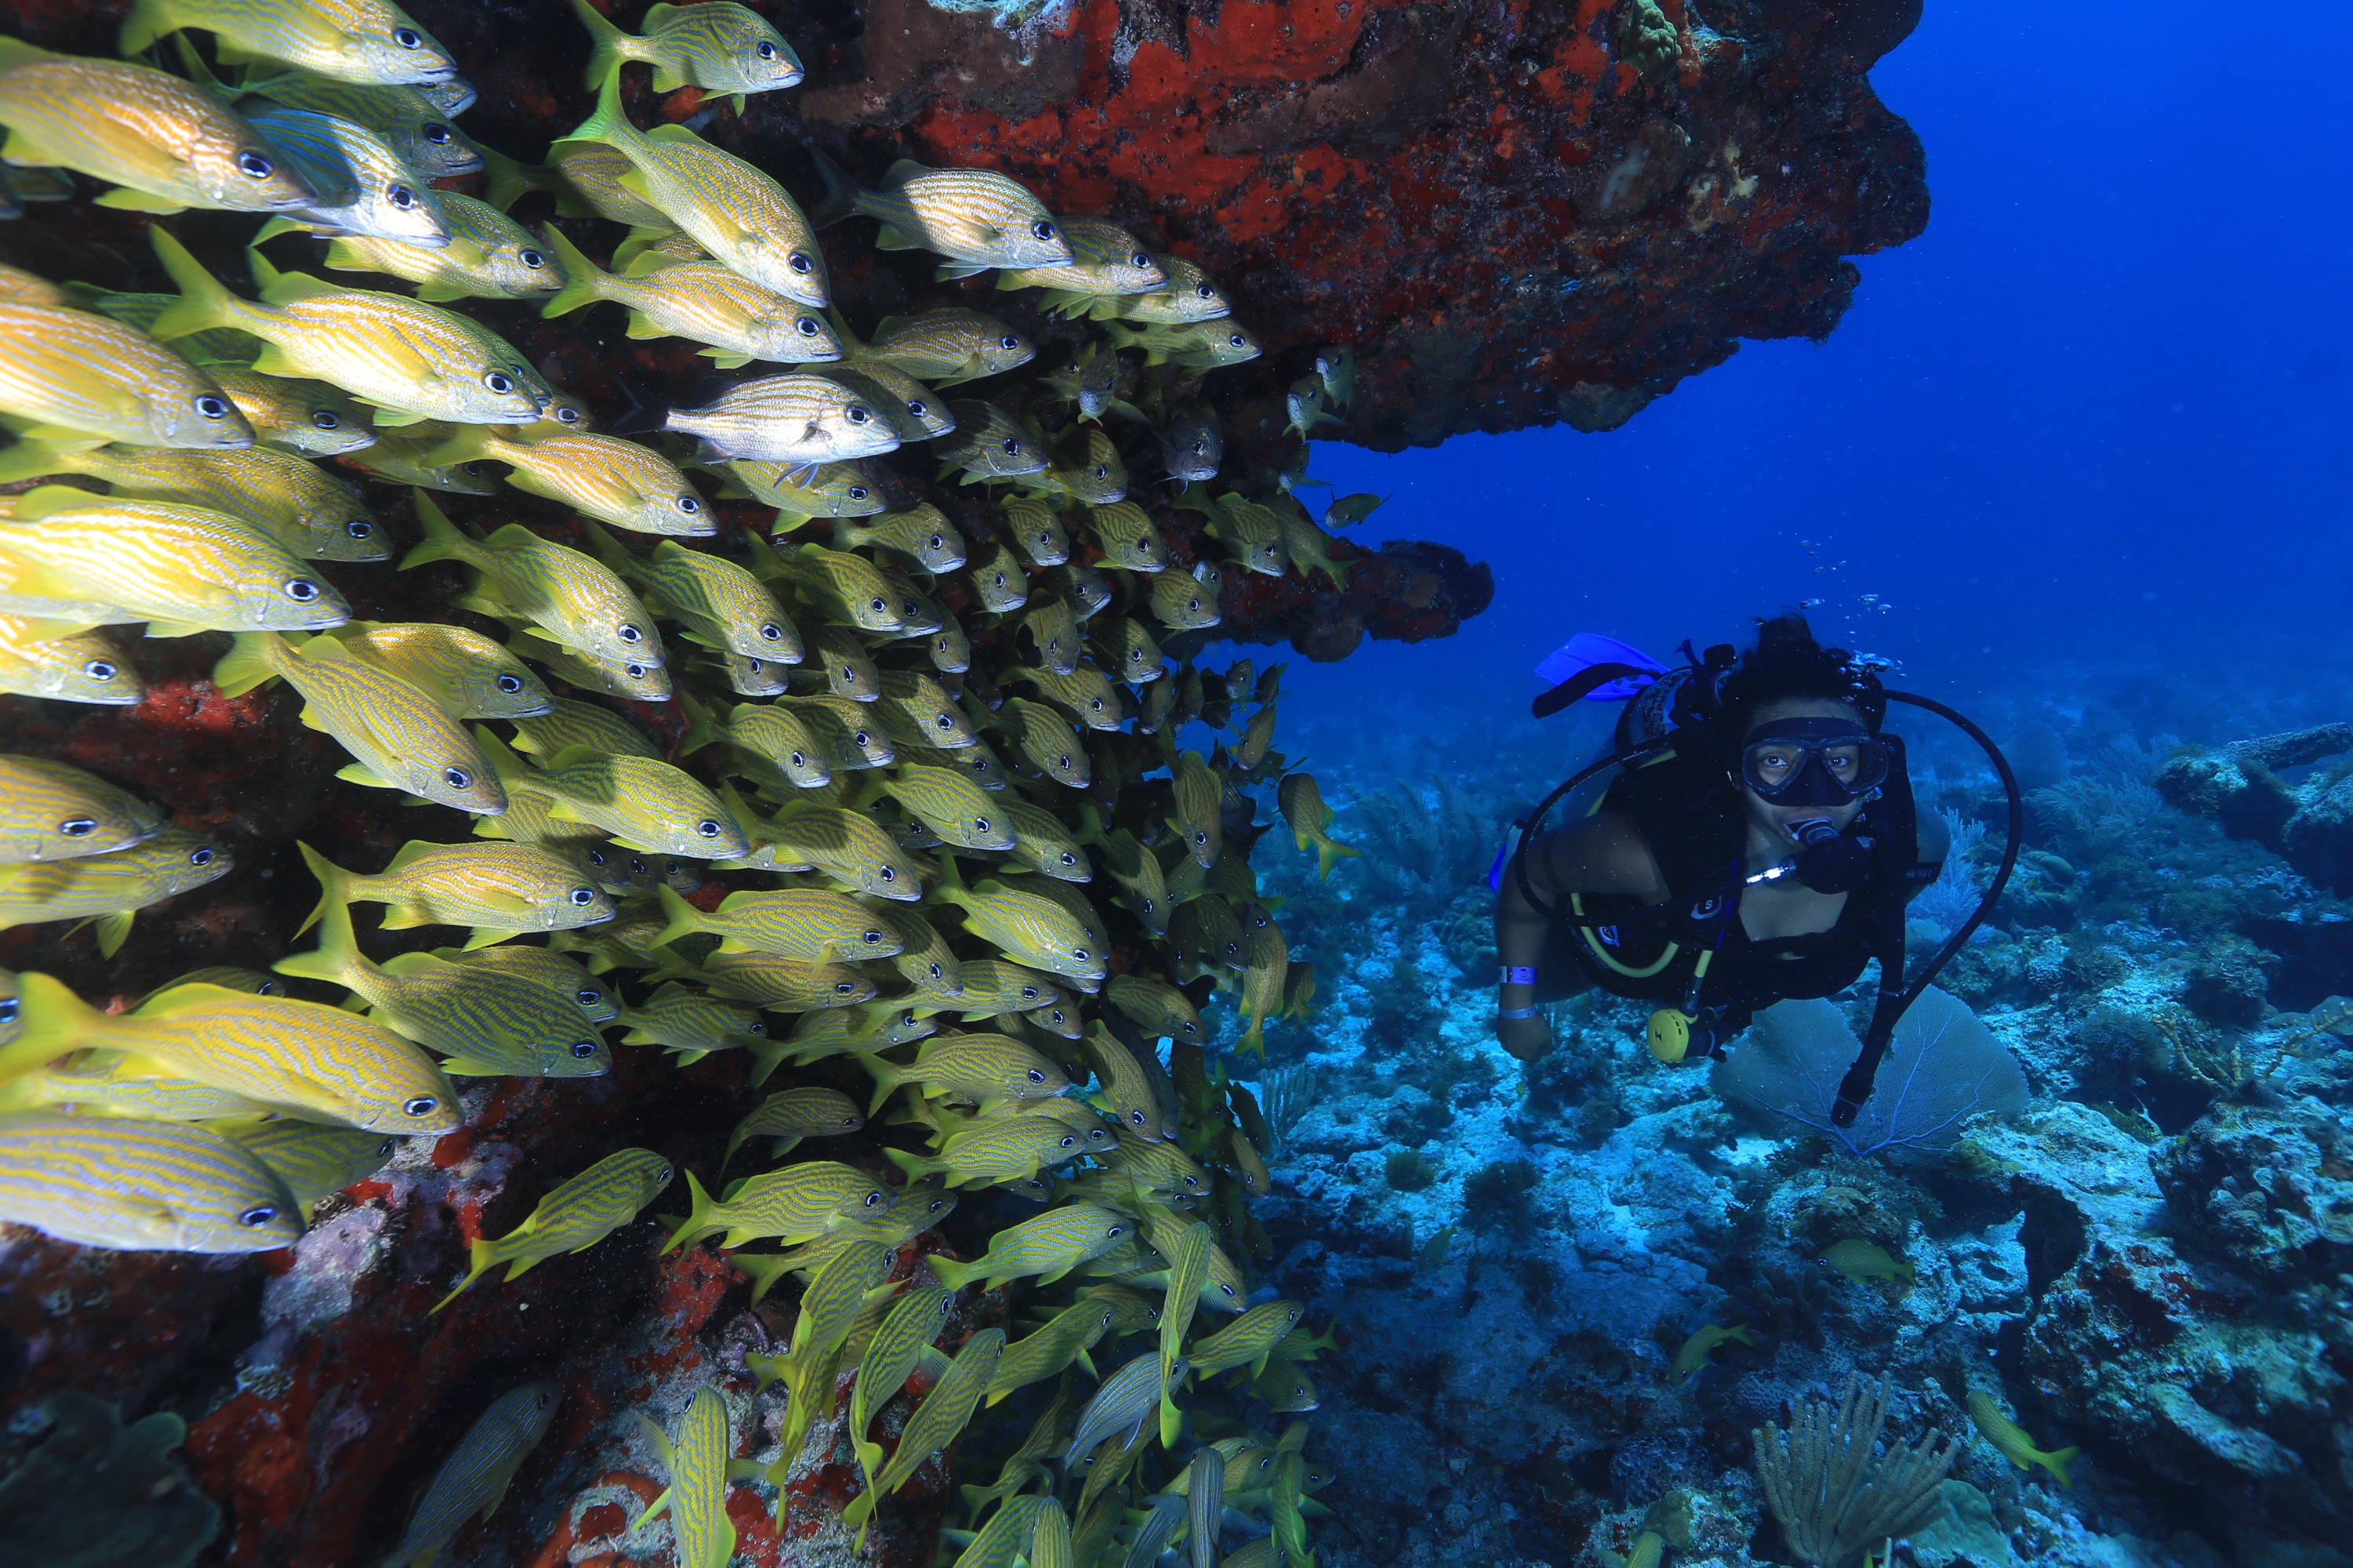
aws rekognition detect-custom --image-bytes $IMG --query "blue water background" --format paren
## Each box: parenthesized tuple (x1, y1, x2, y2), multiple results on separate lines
(1281, 0, 2353, 755)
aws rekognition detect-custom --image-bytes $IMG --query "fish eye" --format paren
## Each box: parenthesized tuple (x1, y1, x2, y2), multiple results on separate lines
(482, 371, 514, 394)
(343, 518, 375, 539)
(1060, 852, 1075, 865)
(999, 336, 1020, 351)
(1002, 438, 1022, 455)
(789, 253, 813, 274)
(238, 1204, 278, 1227)
(1020, 986, 1040, 1001)
(878, 865, 896, 882)
(677, 494, 701, 513)
(388, 184, 416, 209)
(1057, 755, 1071, 769)
(585, 846, 608, 867)
(867, 596, 887, 615)
(444, 766, 471, 788)
(1031, 220, 1057, 241)
(285, 578, 322, 602)
(423, 122, 453, 145)
(1229, 333, 1246, 347)
(194, 394, 229, 420)
(311, 409, 343, 430)
(787, 751, 806, 767)
(403, 1095, 438, 1116)
(624, 663, 647, 678)
(747, 1020, 767, 1035)
(1060, 1134, 1078, 1149)
(1131, 251, 1151, 268)
(1093, 466, 1107, 479)
(576, 987, 601, 1005)
(519, 249, 545, 269)
(463, 462, 492, 476)
(695, 819, 722, 837)
(1107, 1224, 1125, 1238)
(59, 817, 96, 837)
(624, 857, 646, 875)
(926, 962, 942, 980)
(569, 1039, 598, 1058)
(1074, 947, 1089, 960)
(569, 886, 598, 905)
(853, 730, 871, 746)
(1195, 282, 1215, 298)
(555, 406, 582, 425)
(394, 27, 423, 48)
(496, 673, 523, 693)
(796, 317, 820, 336)
(84, 660, 118, 681)
(238, 150, 276, 179)
(757, 39, 778, 59)
(863, 1191, 886, 1208)
(846, 404, 871, 424)
(848, 485, 871, 500)
(618, 623, 643, 643)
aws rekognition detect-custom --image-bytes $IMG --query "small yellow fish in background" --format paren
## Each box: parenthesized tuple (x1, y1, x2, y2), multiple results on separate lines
(404, 493, 664, 668)
(123, 0, 460, 89)
(0, 42, 313, 215)
(1202, 496, 1291, 578)
(1036, 424, 1127, 506)
(507, 748, 750, 860)
(839, 1326, 1005, 1541)
(1148, 564, 1223, 631)
(833, 504, 966, 573)
(819, 356, 958, 440)
(509, 629, 673, 704)
(213, 631, 505, 814)
(1002, 216, 1167, 306)
(0, 1111, 302, 1252)
(1967, 1388, 2078, 1486)
(0, 298, 254, 451)
(934, 858, 1107, 981)
(570, 0, 803, 108)
(0, 825, 231, 956)
(1279, 508, 1350, 590)
(541, 228, 838, 369)
(511, 698, 660, 764)
(664, 373, 898, 473)
(863, 1031, 1070, 1115)
(722, 1086, 863, 1166)
(664, 1160, 893, 1250)
(0, 438, 386, 562)
(1108, 318, 1261, 369)
(432, 1148, 671, 1310)
(431, 943, 616, 1021)
(1670, 1322, 1758, 1384)
(1276, 773, 1359, 881)
(1107, 255, 1232, 324)
(0, 618, 145, 707)
(926, 1203, 1132, 1295)
(996, 697, 1088, 788)
(1820, 1238, 1918, 1287)
(0, 1049, 274, 1122)
(856, 307, 1033, 384)
(240, 102, 452, 249)
(559, 71, 829, 305)
(1105, 975, 1203, 1043)
(383, 1384, 563, 1568)
(721, 456, 885, 522)
(652, 882, 900, 962)
(1, 973, 461, 1134)
(323, 191, 566, 301)
(345, 425, 504, 493)
(819, 151, 1071, 278)
(849, 1284, 955, 1480)
(1083, 504, 1168, 573)
(318, 620, 554, 720)
(878, 763, 1013, 850)
(219, 1119, 398, 1215)
(424, 426, 714, 537)
(0, 754, 160, 864)
(296, 839, 613, 947)
(148, 231, 551, 427)
(999, 496, 1072, 566)
(615, 982, 766, 1061)
(235, 71, 482, 180)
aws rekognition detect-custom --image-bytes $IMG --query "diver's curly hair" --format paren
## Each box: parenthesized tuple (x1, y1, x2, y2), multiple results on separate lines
(1713, 613, 1881, 739)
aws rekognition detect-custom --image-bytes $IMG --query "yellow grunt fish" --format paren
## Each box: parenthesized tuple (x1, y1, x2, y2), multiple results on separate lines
(827, 153, 1072, 278)
(0, 825, 230, 955)
(384, 1384, 563, 1568)
(722, 457, 885, 520)
(2, 973, 461, 1133)
(1670, 1321, 1758, 1383)
(0, 618, 146, 706)
(1083, 504, 1167, 573)
(425, 426, 714, 537)
(600, 533, 799, 661)
(150, 231, 551, 426)
(540, 227, 838, 368)
(123, 0, 460, 89)
(863, 1030, 1069, 1115)
(1001, 216, 1166, 304)
(664, 373, 897, 471)
(511, 698, 660, 764)
(571, 0, 803, 107)
(0, 486, 348, 634)
(559, 71, 829, 305)
(1967, 1389, 2078, 1486)
(433, 1148, 671, 1309)
(653, 882, 900, 962)
(209, 366, 375, 455)
(723, 1085, 864, 1166)
(856, 307, 1033, 384)
(242, 102, 451, 249)
(297, 839, 613, 946)
(510, 749, 750, 860)
(405, 493, 664, 668)
(319, 620, 555, 719)
(323, 191, 565, 301)
(840, 1326, 1006, 1541)
(1104, 255, 1231, 323)
(432, 944, 616, 1021)
(934, 860, 1107, 980)
(0, 42, 313, 214)
(0, 438, 385, 562)
(633, 1387, 736, 1568)
(1107, 318, 1261, 369)
(938, 401, 1046, 480)
(237, 70, 482, 178)
(0, 1111, 303, 1252)
(0, 754, 161, 864)
(220, 1119, 397, 1214)
(0, 302, 254, 451)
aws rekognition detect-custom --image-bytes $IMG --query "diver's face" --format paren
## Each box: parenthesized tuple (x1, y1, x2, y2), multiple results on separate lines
(1737, 698, 1870, 839)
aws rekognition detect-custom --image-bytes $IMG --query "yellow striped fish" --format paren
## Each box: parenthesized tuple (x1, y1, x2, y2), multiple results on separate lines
(1000, 216, 1166, 303)
(1105, 975, 1203, 1042)
(764, 541, 906, 633)
(1968, 1388, 2078, 1485)
(1107, 318, 1261, 369)
(0, 619, 145, 706)
(219, 1119, 398, 1213)
(678, 949, 875, 1011)
(832, 155, 1071, 277)
(983, 1297, 1116, 1406)
(723, 1086, 864, 1166)
(1151, 563, 1223, 631)
(0, 824, 231, 956)
(1083, 504, 1167, 573)
(616, 983, 766, 1060)
(0, 1111, 302, 1252)
(241, 102, 451, 248)
(1105, 255, 1231, 323)
(820, 362, 957, 442)
(833, 504, 966, 572)
(934, 864, 1107, 981)
(509, 630, 674, 705)
(857, 308, 1033, 384)
(1, 973, 461, 1133)
(608, 536, 799, 662)
(721, 457, 885, 522)
(1184, 1300, 1303, 1377)
(75, 286, 265, 370)
(122, 0, 460, 89)
(1003, 799, 1089, 882)
(1024, 663, 1124, 731)
(210, 366, 375, 455)
(756, 806, 924, 900)
(882, 763, 1016, 851)
(943, 960, 1064, 1020)
(213, 631, 505, 813)
(998, 698, 1088, 788)
(682, 700, 829, 789)
(0, 260, 67, 309)
(848, 1285, 953, 1481)
(511, 699, 660, 764)
(403, 494, 664, 668)
(236, 71, 482, 178)
(665, 1162, 893, 1250)
(1000, 497, 1071, 566)
(1157, 1221, 1213, 1443)
(664, 373, 897, 468)
(806, 623, 880, 698)
(510, 751, 749, 860)
(1092, 618, 1165, 688)
(0, 42, 314, 214)
(839, 1327, 1005, 1537)
(938, 401, 1045, 479)
(148, 230, 551, 427)
(0, 755, 160, 863)
(540, 227, 839, 368)
(0, 440, 384, 562)
(384, 1384, 563, 1568)
(632, 1387, 736, 1568)
(297, 839, 613, 946)
(882, 1117, 1085, 1190)
(0, 1052, 274, 1122)
(1042, 425, 1127, 505)
(0, 301, 254, 450)
(764, 1241, 898, 1472)
(925, 1205, 1130, 1295)
(324, 191, 565, 301)
(559, 71, 829, 305)
(424, 427, 713, 537)
(431, 944, 617, 1022)
(433, 1148, 671, 1308)
(652, 883, 901, 962)
(1064, 1349, 1179, 1469)
(344, 422, 500, 492)
(275, 891, 611, 1078)
(864, 1031, 1068, 1115)
(319, 620, 554, 719)
(571, 0, 803, 107)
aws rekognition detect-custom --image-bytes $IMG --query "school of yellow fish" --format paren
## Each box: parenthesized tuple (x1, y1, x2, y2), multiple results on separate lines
(0, 2, 1366, 1563)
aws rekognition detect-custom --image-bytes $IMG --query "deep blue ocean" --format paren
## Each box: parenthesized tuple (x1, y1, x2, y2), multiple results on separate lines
(1286, 0, 2353, 744)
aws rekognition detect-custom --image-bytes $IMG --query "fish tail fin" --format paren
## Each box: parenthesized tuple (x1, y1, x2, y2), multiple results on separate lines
(735, 1253, 792, 1307)
(677, 691, 724, 755)
(1314, 832, 1361, 882)
(2042, 1446, 2079, 1487)
(0, 437, 68, 485)
(862, 1058, 904, 1118)
(564, 57, 637, 149)
(539, 225, 611, 319)
(744, 1038, 787, 1087)
(399, 490, 486, 571)
(481, 148, 540, 213)
(662, 1170, 715, 1252)
(806, 146, 861, 230)
(292, 841, 352, 940)
(1238, 1015, 1265, 1058)
(567, 0, 644, 90)
(275, 875, 363, 988)
(430, 1239, 496, 1313)
(925, 1254, 973, 1293)
(117, 0, 176, 60)
(420, 424, 491, 471)
(147, 227, 251, 340)
(880, 1146, 925, 1181)
(0, 973, 100, 1084)
(652, 884, 707, 950)
(210, 630, 286, 700)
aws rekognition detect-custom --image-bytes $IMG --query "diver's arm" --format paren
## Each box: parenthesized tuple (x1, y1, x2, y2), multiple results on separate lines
(1493, 814, 1669, 1060)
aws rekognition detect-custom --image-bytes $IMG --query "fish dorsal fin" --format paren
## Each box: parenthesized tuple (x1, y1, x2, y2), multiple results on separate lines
(642, 123, 707, 147)
(543, 744, 603, 771)
(256, 267, 342, 305)
(384, 841, 439, 872)
(9, 484, 113, 520)
(380, 951, 454, 977)
(883, 160, 930, 187)
(131, 981, 245, 1018)
(482, 522, 548, 552)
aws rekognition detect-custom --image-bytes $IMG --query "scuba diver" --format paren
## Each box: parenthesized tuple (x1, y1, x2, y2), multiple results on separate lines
(1493, 614, 2020, 1126)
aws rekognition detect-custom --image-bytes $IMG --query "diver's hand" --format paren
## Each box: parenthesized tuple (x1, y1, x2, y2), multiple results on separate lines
(1497, 1011, 1551, 1060)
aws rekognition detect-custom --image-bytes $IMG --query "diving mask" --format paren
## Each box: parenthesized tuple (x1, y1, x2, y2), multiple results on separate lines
(1737, 718, 1889, 806)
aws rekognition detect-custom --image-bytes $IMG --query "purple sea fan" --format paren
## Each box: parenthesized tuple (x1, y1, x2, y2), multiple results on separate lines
(1712, 988, 2028, 1156)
